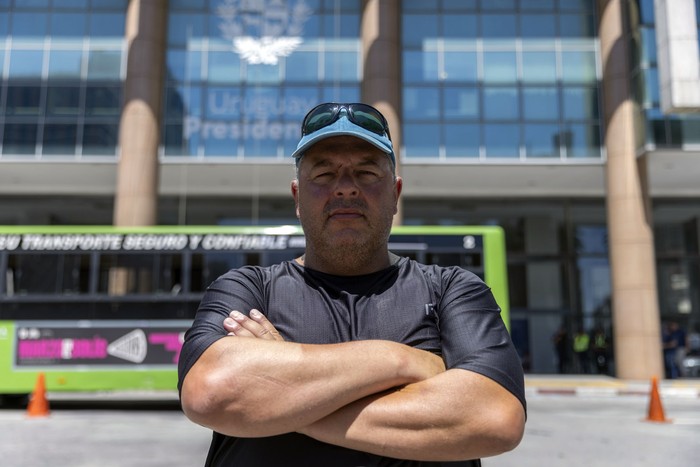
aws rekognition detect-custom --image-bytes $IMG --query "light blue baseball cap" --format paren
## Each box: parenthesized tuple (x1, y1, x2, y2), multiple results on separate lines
(291, 113, 396, 167)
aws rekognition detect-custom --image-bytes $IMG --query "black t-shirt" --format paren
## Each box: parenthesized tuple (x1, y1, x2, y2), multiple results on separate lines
(178, 257, 526, 467)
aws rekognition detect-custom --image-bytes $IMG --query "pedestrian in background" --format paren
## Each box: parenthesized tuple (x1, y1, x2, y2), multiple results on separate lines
(552, 325, 569, 374)
(663, 321, 686, 379)
(591, 327, 609, 375)
(573, 328, 590, 374)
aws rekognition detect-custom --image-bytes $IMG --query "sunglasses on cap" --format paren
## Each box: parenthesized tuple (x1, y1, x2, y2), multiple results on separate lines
(301, 103, 392, 141)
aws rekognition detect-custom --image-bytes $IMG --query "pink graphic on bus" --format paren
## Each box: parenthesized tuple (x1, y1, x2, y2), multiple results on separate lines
(18, 337, 108, 360)
(148, 332, 184, 363)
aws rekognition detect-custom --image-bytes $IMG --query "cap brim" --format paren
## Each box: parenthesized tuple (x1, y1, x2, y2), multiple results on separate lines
(291, 116, 395, 165)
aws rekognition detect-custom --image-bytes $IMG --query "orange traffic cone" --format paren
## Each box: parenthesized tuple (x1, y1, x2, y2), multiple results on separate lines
(26, 372, 50, 417)
(645, 376, 669, 423)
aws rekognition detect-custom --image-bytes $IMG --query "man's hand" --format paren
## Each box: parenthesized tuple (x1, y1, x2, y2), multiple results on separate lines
(223, 309, 284, 341)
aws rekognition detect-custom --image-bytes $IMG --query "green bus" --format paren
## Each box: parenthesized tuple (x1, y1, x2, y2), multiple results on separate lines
(0, 225, 508, 396)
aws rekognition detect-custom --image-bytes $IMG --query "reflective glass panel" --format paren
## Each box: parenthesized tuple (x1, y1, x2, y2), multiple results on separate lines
(559, 14, 595, 38)
(642, 68, 660, 107)
(43, 124, 78, 155)
(90, 0, 128, 9)
(522, 52, 557, 83)
(445, 123, 480, 158)
(82, 123, 119, 155)
(443, 87, 479, 120)
(483, 52, 517, 84)
(523, 88, 559, 120)
(403, 51, 426, 83)
(562, 87, 598, 120)
(524, 123, 561, 158)
(321, 14, 359, 38)
(285, 51, 318, 82)
(403, 87, 440, 120)
(0, 13, 7, 39)
(47, 50, 83, 79)
(561, 51, 597, 83)
(320, 86, 360, 106)
(402, 14, 438, 48)
(403, 123, 440, 158)
(208, 51, 242, 84)
(167, 13, 206, 46)
(565, 123, 601, 158)
(640, 26, 657, 66)
(50, 12, 86, 37)
(204, 87, 241, 119)
(165, 85, 202, 119)
(166, 50, 202, 82)
(324, 51, 358, 82)
(202, 125, 238, 156)
(8, 50, 44, 78)
(484, 123, 519, 158)
(164, 122, 200, 156)
(2, 124, 38, 154)
(85, 86, 121, 116)
(60, 0, 89, 7)
(442, 0, 477, 9)
(46, 87, 81, 116)
(88, 13, 125, 37)
(481, 14, 517, 38)
(443, 15, 477, 39)
(484, 87, 519, 120)
(520, 14, 556, 38)
(444, 51, 477, 82)
(679, 117, 700, 145)
(6, 86, 42, 116)
(10, 12, 48, 37)
(87, 49, 122, 80)
(521, 0, 556, 10)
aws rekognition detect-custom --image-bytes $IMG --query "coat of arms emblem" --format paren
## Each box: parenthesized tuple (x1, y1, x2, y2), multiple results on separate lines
(217, 0, 313, 65)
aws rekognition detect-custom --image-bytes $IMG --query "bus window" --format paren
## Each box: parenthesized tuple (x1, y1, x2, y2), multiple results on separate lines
(427, 252, 483, 270)
(98, 253, 183, 295)
(190, 252, 249, 293)
(7, 253, 90, 295)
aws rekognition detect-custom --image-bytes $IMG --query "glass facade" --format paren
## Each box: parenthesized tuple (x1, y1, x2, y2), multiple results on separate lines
(632, 0, 700, 148)
(0, 0, 126, 158)
(162, 0, 362, 159)
(401, 0, 601, 160)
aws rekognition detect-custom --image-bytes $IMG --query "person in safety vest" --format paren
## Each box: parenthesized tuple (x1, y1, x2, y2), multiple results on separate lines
(573, 328, 590, 374)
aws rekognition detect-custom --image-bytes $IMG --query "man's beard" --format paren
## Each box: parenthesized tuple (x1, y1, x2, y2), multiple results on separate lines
(299, 206, 394, 273)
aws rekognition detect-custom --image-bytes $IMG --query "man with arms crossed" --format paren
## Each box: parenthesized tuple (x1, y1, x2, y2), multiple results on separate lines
(178, 102, 526, 466)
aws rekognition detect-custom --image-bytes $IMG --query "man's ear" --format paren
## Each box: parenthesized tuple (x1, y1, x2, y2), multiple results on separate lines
(291, 180, 300, 218)
(393, 176, 403, 214)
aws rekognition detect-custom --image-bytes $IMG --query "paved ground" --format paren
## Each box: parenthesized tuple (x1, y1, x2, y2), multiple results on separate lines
(1, 375, 699, 466)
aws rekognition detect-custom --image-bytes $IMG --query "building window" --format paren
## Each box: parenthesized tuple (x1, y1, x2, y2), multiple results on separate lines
(0, 6, 126, 159)
(401, 2, 602, 161)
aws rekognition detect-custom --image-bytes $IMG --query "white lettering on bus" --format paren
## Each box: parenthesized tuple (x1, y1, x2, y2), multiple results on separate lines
(21, 235, 124, 251)
(122, 235, 189, 251)
(201, 234, 289, 250)
(0, 235, 21, 250)
(188, 235, 203, 250)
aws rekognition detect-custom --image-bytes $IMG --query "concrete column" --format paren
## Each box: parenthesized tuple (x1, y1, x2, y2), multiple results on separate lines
(598, 0, 664, 379)
(361, 0, 403, 225)
(113, 0, 169, 226)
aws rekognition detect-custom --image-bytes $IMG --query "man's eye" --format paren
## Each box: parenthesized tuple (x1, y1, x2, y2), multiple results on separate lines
(358, 171, 380, 180)
(313, 172, 333, 181)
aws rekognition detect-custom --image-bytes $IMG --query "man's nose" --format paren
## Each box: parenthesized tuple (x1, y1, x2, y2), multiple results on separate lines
(334, 171, 359, 197)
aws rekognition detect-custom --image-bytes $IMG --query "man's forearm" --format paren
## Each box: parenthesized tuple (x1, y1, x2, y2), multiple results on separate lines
(299, 369, 526, 461)
(180, 336, 445, 437)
